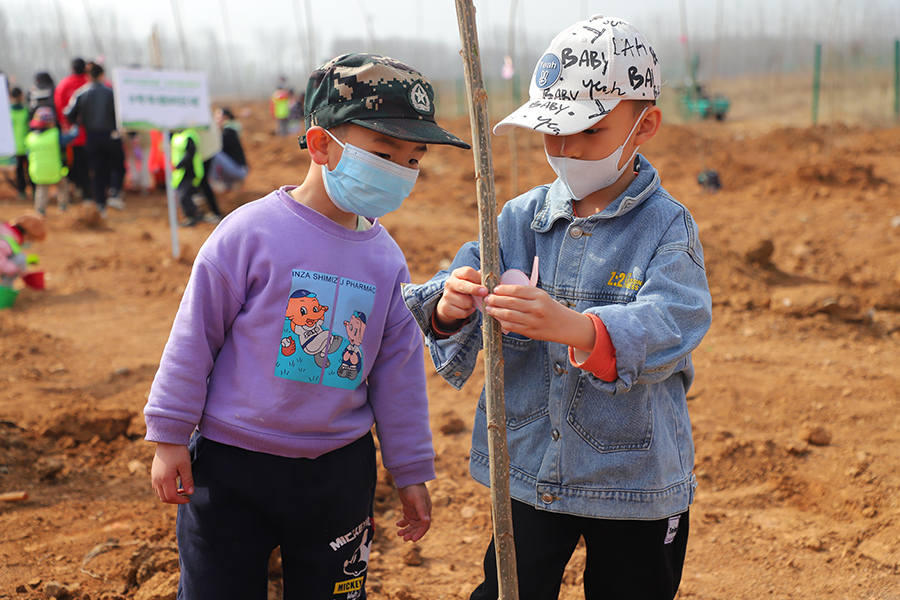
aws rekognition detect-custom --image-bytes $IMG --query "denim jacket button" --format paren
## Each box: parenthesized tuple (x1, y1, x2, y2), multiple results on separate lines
(540, 492, 555, 504)
(553, 363, 564, 375)
(569, 226, 583, 238)
(551, 429, 560, 441)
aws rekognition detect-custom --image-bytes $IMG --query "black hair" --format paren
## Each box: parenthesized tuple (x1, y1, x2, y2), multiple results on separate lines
(219, 107, 235, 120)
(72, 58, 86, 75)
(632, 99, 657, 116)
(11, 86, 23, 99)
(34, 72, 54, 89)
(89, 62, 104, 79)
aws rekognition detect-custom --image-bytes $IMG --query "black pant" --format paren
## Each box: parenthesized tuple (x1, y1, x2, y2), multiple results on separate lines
(470, 500, 689, 600)
(85, 132, 124, 207)
(14, 155, 31, 196)
(199, 158, 222, 216)
(179, 160, 222, 220)
(69, 145, 91, 199)
(177, 179, 200, 219)
(175, 433, 377, 600)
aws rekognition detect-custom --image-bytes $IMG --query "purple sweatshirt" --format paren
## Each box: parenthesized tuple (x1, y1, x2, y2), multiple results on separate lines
(144, 187, 435, 488)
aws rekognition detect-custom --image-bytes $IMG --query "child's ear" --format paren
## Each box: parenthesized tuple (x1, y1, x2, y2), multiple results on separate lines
(634, 106, 662, 146)
(305, 126, 331, 166)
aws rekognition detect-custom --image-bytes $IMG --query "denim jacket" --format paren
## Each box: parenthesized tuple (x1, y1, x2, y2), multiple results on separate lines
(402, 155, 712, 520)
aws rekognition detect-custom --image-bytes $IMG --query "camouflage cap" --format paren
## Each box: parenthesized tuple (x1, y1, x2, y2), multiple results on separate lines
(299, 53, 470, 150)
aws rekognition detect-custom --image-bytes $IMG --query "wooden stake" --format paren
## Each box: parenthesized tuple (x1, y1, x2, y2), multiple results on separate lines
(454, 2, 519, 599)
(0, 491, 28, 502)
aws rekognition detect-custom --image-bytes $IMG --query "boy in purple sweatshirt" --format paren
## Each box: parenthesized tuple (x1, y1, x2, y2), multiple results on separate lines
(144, 54, 470, 599)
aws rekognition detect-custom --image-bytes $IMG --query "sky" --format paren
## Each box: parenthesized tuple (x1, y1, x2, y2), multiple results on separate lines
(6, 0, 900, 61)
(2, 0, 898, 97)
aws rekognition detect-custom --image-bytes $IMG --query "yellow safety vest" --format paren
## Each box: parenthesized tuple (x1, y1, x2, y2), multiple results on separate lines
(171, 129, 204, 187)
(24, 128, 66, 185)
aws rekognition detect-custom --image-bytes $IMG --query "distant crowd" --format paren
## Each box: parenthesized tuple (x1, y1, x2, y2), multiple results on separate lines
(4, 57, 250, 224)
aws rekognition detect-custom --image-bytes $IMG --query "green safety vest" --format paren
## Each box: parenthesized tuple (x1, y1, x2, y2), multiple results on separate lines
(272, 90, 290, 120)
(10, 105, 29, 156)
(24, 128, 66, 185)
(171, 129, 204, 187)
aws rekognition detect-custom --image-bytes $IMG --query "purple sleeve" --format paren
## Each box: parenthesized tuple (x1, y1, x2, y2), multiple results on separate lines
(143, 254, 244, 445)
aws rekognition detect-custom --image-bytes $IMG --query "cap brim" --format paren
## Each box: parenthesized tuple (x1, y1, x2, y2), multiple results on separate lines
(493, 98, 623, 136)
(350, 117, 471, 150)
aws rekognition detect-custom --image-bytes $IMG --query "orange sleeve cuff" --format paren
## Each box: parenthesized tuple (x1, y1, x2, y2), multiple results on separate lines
(431, 311, 463, 340)
(568, 313, 618, 382)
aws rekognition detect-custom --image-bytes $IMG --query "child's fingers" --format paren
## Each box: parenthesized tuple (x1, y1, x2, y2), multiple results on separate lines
(447, 267, 486, 295)
(177, 466, 195, 496)
(447, 278, 487, 299)
(150, 444, 194, 505)
(395, 518, 429, 542)
(484, 305, 523, 332)
(396, 483, 432, 541)
(153, 477, 191, 504)
(450, 265, 482, 284)
(484, 289, 543, 334)
(490, 283, 540, 300)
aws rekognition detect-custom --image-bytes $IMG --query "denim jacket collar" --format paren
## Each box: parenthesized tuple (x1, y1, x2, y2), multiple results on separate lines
(533, 154, 661, 233)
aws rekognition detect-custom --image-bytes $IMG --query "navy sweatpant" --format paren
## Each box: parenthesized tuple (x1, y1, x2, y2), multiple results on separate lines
(176, 433, 377, 600)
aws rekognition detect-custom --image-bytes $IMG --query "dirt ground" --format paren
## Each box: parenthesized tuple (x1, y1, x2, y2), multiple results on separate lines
(1, 99, 900, 600)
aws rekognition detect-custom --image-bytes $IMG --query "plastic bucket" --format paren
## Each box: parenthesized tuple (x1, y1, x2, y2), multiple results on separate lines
(22, 271, 45, 290)
(0, 286, 19, 309)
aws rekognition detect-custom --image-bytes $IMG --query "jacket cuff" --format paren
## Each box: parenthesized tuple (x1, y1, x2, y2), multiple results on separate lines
(568, 313, 618, 382)
(431, 311, 464, 340)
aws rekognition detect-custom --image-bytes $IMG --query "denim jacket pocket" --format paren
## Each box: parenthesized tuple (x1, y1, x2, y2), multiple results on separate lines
(478, 336, 550, 429)
(567, 381, 653, 452)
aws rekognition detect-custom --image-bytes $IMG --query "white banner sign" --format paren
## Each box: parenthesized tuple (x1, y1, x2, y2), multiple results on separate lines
(113, 68, 212, 131)
(0, 75, 16, 157)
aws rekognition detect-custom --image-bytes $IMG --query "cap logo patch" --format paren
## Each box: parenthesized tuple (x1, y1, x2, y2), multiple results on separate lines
(408, 82, 433, 115)
(535, 53, 562, 89)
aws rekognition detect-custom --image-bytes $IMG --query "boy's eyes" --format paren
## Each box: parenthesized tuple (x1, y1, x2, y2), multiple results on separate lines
(374, 152, 420, 167)
(582, 128, 600, 135)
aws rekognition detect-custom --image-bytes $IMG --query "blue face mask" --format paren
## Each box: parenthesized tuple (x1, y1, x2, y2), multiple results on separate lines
(321, 129, 419, 219)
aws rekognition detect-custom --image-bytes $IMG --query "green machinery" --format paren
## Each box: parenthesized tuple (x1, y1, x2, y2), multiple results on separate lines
(680, 54, 730, 120)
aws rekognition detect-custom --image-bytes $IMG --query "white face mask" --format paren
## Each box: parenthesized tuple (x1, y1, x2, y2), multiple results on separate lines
(545, 108, 648, 200)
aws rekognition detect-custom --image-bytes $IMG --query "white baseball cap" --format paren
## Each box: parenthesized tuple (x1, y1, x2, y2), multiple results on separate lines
(494, 15, 660, 136)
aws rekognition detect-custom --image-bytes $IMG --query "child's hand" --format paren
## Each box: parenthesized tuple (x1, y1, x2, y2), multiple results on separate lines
(150, 442, 194, 505)
(485, 284, 594, 349)
(435, 266, 487, 331)
(396, 483, 432, 542)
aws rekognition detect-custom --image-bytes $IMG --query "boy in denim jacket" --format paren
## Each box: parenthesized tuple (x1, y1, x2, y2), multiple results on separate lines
(402, 16, 712, 600)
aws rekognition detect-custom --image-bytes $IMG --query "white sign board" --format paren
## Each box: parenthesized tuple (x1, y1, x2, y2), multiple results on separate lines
(0, 75, 16, 157)
(111, 68, 213, 260)
(112, 68, 212, 131)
